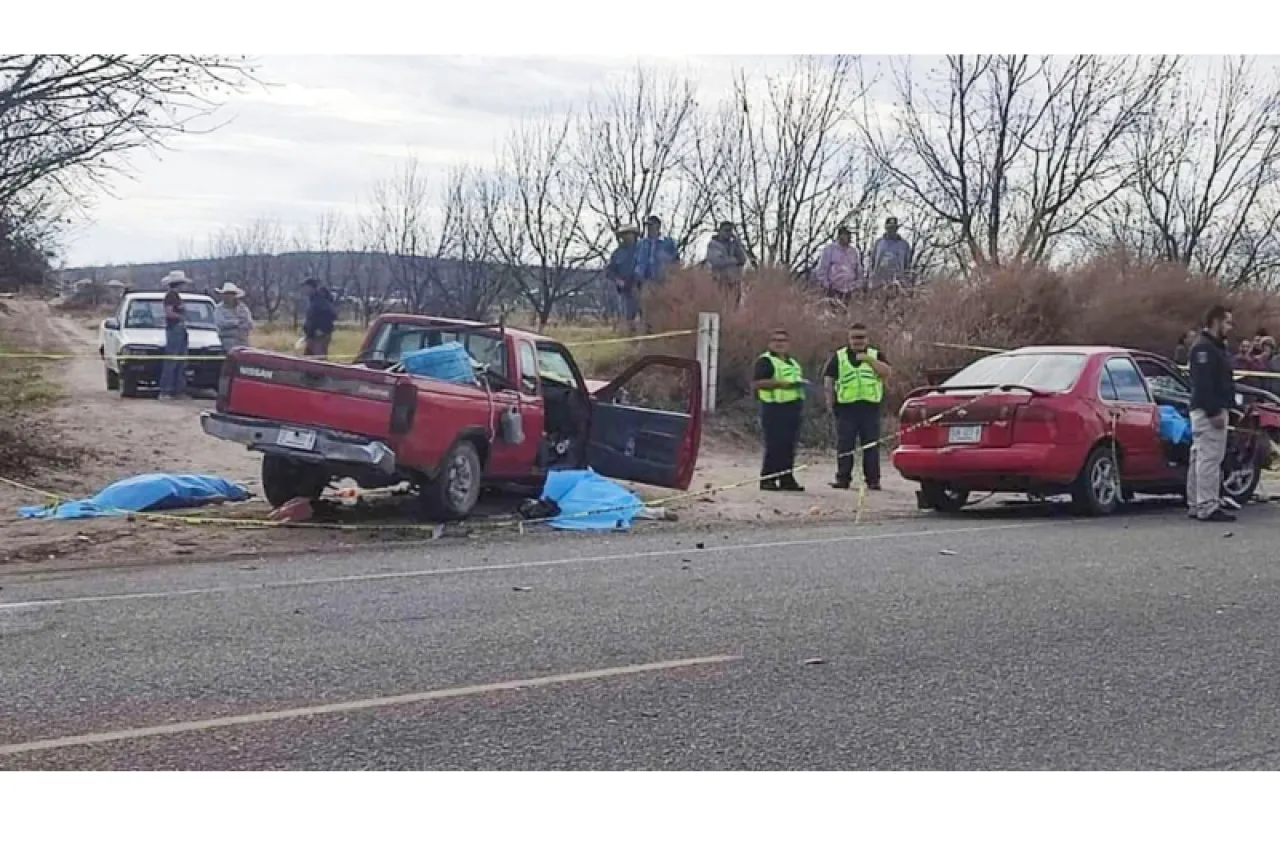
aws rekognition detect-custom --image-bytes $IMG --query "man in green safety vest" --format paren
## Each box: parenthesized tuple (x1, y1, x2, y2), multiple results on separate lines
(751, 328, 808, 491)
(823, 322, 892, 491)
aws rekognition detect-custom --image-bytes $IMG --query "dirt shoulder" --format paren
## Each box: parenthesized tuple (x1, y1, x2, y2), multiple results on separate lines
(0, 298, 924, 574)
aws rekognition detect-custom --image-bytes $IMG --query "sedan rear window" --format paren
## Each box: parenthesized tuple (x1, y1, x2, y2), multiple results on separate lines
(943, 353, 1087, 393)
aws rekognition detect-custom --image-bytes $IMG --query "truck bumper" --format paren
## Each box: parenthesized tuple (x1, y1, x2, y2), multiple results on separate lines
(118, 355, 224, 389)
(201, 412, 397, 475)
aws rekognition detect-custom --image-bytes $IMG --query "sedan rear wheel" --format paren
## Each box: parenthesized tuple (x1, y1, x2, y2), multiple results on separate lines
(921, 481, 970, 514)
(1071, 445, 1121, 516)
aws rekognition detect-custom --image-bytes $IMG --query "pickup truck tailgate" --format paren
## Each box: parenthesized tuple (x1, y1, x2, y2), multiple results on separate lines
(222, 350, 401, 440)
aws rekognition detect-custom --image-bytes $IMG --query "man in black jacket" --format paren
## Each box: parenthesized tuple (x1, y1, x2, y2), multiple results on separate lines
(1187, 304, 1236, 522)
(301, 278, 337, 358)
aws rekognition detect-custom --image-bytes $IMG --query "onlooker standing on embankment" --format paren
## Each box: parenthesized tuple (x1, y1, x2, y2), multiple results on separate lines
(705, 221, 747, 304)
(868, 216, 913, 288)
(636, 215, 678, 289)
(814, 225, 864, 304)
(607, 224, 643, 334)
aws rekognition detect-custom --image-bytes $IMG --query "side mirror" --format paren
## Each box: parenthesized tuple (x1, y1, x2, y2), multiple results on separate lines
(104, 318, 119, 331)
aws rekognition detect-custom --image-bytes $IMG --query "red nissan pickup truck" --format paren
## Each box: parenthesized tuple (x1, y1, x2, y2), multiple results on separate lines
(199, 314, 704, 519)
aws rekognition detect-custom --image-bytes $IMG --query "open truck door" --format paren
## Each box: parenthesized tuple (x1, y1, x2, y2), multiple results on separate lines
(587, 355, 703, 490)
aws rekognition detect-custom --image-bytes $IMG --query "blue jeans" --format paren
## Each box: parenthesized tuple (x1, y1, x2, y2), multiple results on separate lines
(159, 323, 189, 397)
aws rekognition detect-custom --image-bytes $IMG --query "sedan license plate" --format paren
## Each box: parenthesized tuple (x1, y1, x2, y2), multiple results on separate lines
(948, 424, 982, 445)
(277, 428, 317, 451)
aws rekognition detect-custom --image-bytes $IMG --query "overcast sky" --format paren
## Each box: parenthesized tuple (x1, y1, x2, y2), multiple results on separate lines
(63, 55, 815, 267)
(61, 53, 1279, 268)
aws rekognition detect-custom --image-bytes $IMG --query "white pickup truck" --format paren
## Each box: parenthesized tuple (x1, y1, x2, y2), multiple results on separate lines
(99, 291, 226, 398)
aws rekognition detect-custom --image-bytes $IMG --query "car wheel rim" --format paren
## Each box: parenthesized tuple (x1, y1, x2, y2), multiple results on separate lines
(447, 456, 474, 507)
(1224, 465, 1255, 497)
(1091, 457, 1118, 506)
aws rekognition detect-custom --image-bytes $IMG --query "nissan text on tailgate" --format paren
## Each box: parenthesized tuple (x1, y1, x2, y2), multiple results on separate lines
(200, 315, 703, 519)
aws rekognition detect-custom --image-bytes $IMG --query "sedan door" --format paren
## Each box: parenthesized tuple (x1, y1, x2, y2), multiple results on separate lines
(1100, 356, 1164, 482)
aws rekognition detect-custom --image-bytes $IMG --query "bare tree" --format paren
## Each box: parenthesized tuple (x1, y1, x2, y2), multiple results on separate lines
(486, 112, 603, 330)
(210, 217, 287, 322)
(0, 55, 254, 209)
(1109, 56, 1280, 287)
(436, 166, 512, 320)
(573, 66, 708, 256)
(365, 156, 445, 314)
(692, 55, 882, 273)
(864, 54, 1180, 268)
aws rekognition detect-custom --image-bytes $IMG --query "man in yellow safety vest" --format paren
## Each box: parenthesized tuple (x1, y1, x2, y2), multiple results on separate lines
(751, 328, 808, 491)
(824, 322, 892, 490)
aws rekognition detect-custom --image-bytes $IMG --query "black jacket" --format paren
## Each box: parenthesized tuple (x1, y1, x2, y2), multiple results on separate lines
(304, 288, 337, 339)
(1188, 330, 1235, 418)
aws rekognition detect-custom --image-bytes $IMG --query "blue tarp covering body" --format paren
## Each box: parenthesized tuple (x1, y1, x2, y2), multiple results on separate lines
(1159, 405, 1193, 445)
(19, 473, 251, 520)
(401, 342, 476, 385)
(540, 469, 643, 531)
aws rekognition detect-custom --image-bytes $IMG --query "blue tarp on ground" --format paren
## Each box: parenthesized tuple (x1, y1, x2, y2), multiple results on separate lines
(540, 469, 643, 531)
(1159, 405, 1193, 445)
(18, 473, 251, 520)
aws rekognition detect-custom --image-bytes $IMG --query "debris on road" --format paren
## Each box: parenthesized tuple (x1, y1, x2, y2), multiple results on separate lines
(512, 585, 533, 592)
(802, 658, 826, 666)
(939, 549, 958, 556)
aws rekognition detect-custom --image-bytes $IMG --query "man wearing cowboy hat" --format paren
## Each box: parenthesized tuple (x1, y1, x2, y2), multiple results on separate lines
(214, 282, 255, 352)
(158, 270, 191, 400)
(607, 224, 643, 333)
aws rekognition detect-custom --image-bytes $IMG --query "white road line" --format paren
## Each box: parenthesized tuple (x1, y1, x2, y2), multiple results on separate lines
(0, 654, 741, 757)
(0, 521, 1052, 612)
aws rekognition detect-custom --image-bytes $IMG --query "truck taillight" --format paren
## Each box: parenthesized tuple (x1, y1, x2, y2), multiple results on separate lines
(216, 359, 233, 414)
(389, 382, 417, 435)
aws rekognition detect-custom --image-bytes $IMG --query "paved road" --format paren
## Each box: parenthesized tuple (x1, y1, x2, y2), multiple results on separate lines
(3, 504, 1280, 770)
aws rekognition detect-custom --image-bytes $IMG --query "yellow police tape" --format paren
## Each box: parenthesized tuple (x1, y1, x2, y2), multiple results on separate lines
(0, 329, 698, 362)
(0, 388, 1007, 535)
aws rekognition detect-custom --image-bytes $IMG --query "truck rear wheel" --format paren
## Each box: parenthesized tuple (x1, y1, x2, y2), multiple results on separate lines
(420, 441, 482, 521)
(261, 454, 329, 508)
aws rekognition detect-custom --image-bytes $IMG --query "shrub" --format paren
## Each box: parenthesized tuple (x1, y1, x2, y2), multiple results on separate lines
(642, 255, 1280, 448)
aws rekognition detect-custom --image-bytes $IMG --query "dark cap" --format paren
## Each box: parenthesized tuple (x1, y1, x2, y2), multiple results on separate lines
(837, 225, 852, 236)
(301, 277, 320, 288)
(885, 216, 899, 227)
(645, 214, 662, 226)
(718, 220, 735, 231)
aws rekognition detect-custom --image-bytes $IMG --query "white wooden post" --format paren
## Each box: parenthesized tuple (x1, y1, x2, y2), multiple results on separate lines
(696, 311, 720, 414)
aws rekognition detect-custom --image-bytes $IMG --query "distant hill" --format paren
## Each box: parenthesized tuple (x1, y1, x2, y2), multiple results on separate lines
(57, 251, 615, 322)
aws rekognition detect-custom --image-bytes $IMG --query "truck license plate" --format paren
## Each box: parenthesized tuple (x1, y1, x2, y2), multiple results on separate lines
(277, 428, 317, 451)
(948, 425, 982, 444)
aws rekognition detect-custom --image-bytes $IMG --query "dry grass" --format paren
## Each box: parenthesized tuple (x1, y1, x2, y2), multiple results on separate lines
(0, 325, 82, 480)
(642, 256, 1280, 445)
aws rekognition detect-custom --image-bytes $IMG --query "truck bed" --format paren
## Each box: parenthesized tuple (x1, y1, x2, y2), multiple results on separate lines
(220, 348, 503, 466)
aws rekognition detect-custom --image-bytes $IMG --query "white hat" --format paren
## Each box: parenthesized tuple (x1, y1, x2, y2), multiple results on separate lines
(161, 270, 192, 286)
(215, 282, 245, 297)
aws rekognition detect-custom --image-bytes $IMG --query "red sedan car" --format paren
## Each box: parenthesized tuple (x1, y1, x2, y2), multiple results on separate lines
(892, 346, 1266, 515)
